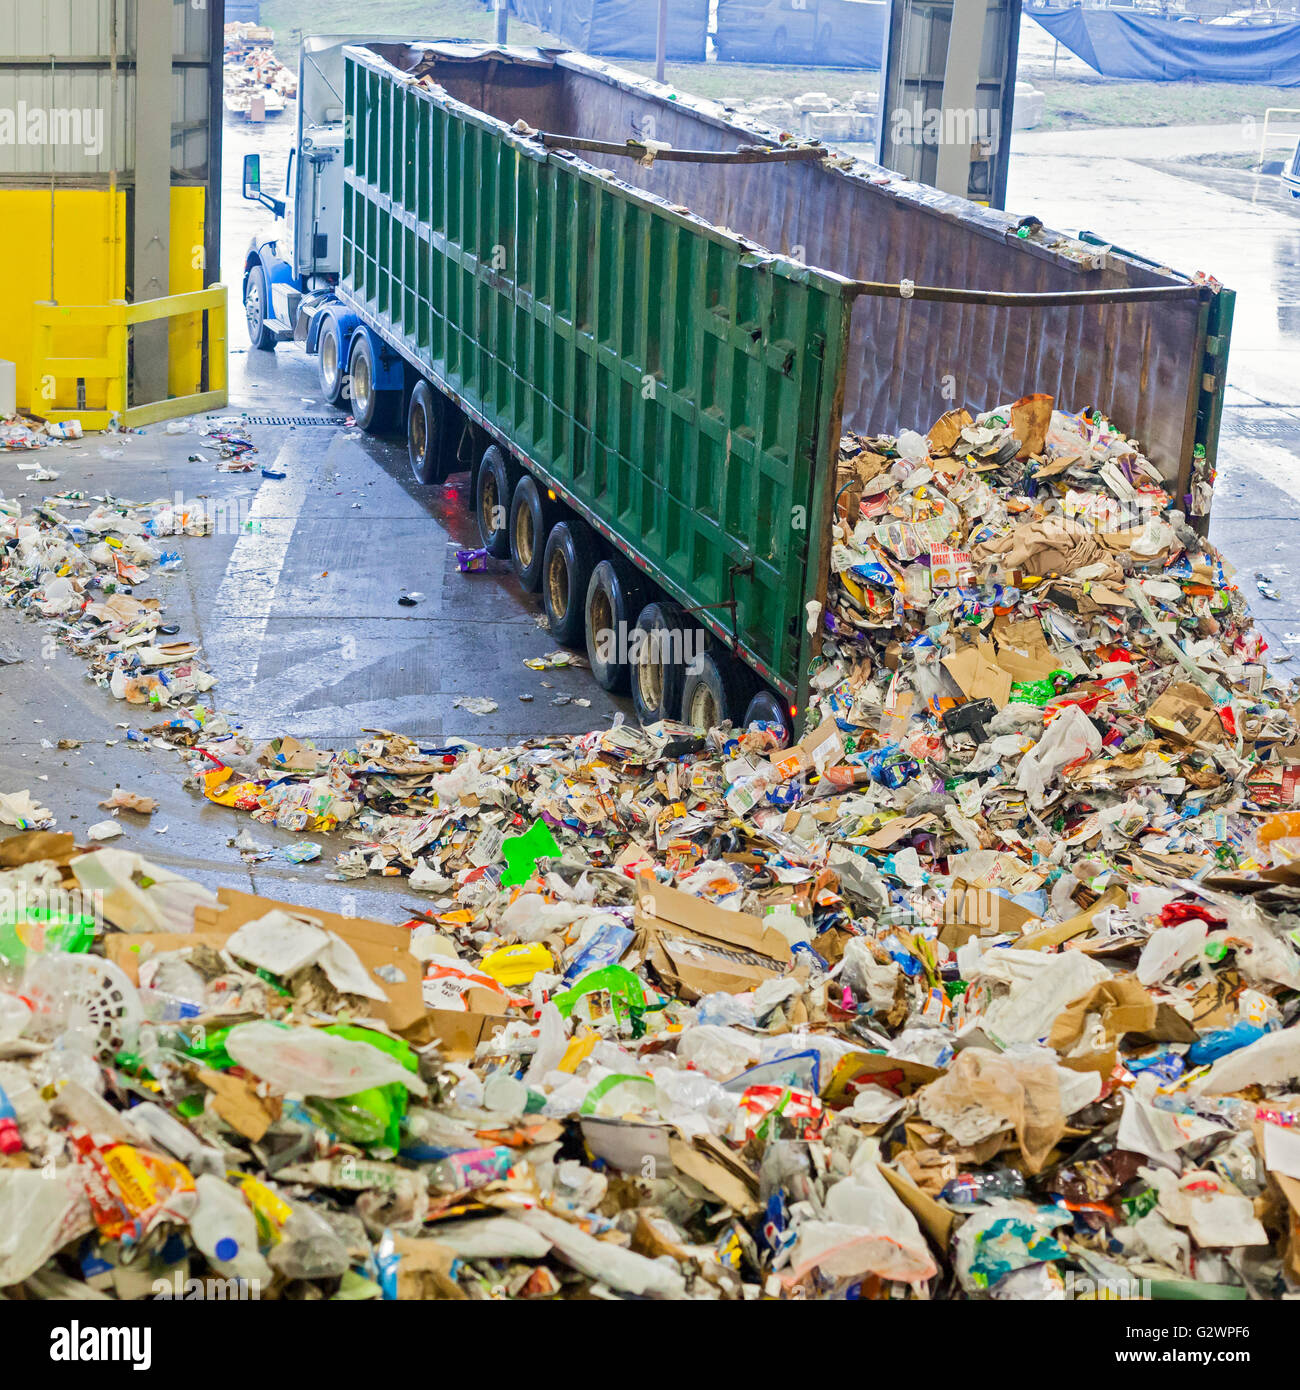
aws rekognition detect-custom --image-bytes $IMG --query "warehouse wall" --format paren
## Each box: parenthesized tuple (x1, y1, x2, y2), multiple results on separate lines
(0, 0, 220, 415)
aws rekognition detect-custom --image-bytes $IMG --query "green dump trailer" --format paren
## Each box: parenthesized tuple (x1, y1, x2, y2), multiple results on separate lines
(326, 39, 1233, 736)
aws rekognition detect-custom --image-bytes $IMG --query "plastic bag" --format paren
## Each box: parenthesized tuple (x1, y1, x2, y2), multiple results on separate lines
(1136, 919, 1207, 986)
(919, 1048, 1065, 1173)
(979, 948, 1108, 1047)
(1014, 704, 1101, 809)
(225, 1022, 428, 1099)
(674, 1024, 759, 1080)
(0, 1167, 93, 1285)
(953, 1200, 1070, 1294)
(520, 1207, 686, 1298)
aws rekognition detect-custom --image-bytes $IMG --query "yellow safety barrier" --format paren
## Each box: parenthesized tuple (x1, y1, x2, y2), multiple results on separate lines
(29, 284, 228, 431)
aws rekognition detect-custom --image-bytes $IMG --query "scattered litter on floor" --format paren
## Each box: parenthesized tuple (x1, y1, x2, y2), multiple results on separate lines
(0, 486, 215, 707)
(451, 696, 499, 716)
(99, 790, 159, 815)
(525, 651, 589, 671)
(456, 548, 510, 574)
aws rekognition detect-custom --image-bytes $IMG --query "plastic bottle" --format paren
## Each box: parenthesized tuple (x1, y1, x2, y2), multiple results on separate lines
(126, 1101, 223, 1176)
(428, 1145, 517, 1194)
(267, 1202, 350, 1280)
(939, 1169, 1027, 1206)
(191, 1174, 272, 1284)
(1187, 1021, 1268, 1067)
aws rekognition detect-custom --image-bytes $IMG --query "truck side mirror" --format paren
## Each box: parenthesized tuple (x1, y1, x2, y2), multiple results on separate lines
(244, 152, 286, 216)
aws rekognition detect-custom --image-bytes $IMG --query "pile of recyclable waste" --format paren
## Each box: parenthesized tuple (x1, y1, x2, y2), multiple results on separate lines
(4, 397, 1300, 1300)
(0, 487, 215, 707)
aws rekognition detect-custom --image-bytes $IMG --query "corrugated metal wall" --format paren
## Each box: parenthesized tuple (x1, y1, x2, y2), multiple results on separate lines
(0, 0, 215, 185)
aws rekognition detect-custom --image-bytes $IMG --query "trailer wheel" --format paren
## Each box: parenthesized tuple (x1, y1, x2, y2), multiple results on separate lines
(475, 445, 516, 557)
(348, 333, 399, 434)
(509, 474, 554, 592)
(743, 688, 792, 745)
(585, 557, 648, 693)
(681, 647, 755, 731)
(407, 380, 451, 485)
(630, 600, 692, 726)
(542, 519, 600, 648)
(318, 315, 348, 407)
(243, 264, 277, 351)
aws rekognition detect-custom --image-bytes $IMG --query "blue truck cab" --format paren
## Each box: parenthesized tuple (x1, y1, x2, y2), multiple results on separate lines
(240, 35, 406, 423)
(1285, 138, 1300, 200)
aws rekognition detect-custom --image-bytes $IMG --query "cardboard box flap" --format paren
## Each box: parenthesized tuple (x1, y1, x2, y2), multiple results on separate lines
(824, 1050, 943, 1100)
(635, 883, 791, 1000)
(166, 887, 428, 1034)
(942, 640, 1013, 709)
(667, 1134, 761, 1216)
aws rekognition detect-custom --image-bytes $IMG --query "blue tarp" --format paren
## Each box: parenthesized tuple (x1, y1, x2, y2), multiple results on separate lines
(509, 0, 710, 61)
(1029, 5, 1300, 84)
(714, 0, 886, 67)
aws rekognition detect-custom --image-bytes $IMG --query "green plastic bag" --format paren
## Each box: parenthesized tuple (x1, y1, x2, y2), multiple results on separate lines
(553, 965, 646, 1023)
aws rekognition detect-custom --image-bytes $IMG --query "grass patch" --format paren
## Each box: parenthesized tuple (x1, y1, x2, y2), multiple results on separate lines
(1034, 76, 1300, 132)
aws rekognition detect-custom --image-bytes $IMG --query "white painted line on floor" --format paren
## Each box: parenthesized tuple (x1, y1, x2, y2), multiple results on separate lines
(205, 432, 321, 696)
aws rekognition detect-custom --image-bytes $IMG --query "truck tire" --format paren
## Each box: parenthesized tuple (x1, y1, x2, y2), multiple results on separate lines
(318, 315, 348, 407)
(743, 688, 792, 745)
(244, 264, 277, 351)
(681, 647, 756, 731)
(348, 333, 399, 434)
(475, 445, 515, 558)
(407, 379, 451, 485)
(542, 519, 600, 648)
(630, 600, 692, 726)
(509, 474, 554, 591)
(585, 558, 647, 693)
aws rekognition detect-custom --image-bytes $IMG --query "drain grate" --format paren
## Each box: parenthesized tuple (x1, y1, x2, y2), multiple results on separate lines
(241, 415, 349, 427)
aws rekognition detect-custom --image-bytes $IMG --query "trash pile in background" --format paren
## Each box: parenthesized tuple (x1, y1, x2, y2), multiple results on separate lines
(5, 398, 1300, 1300)
(222, 22, 296, 119)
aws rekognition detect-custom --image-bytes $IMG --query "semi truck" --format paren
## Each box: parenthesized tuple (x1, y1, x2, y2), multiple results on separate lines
(241, 37, 1234, 739)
